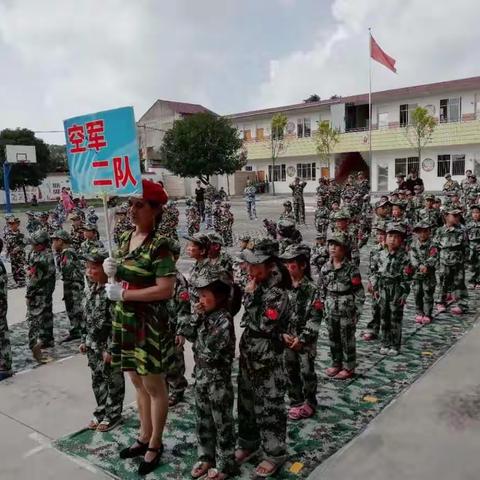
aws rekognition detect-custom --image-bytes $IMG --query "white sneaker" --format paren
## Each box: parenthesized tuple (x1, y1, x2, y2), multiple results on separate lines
(387, 348, 399, 356)
(379, 347, 389, 355)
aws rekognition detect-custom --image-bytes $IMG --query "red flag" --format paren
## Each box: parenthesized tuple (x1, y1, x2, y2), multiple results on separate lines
(370, 34, 397, 73)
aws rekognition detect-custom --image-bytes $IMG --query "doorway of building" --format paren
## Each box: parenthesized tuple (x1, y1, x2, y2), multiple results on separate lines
(334, 152, 369, 184)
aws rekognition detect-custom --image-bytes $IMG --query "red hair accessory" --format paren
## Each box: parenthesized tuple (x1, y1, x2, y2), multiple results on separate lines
(265, 308, 279, 321)
(142, 179, 168, 204)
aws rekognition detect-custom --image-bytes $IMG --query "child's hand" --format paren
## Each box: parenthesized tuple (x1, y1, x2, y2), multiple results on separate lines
(175, 335, 186, 348)
(79, 343, 86, 354)
(367, 282, 374, 294)
(398, 298, 407, 306)
(282, 334, 295, 347)
(193, 302, 205, 315)
(373, 290, 380, 300)
(419, 265, 428, 273)
(290, 338, 303, 352)
(103, 352, 112, 364)
(245, 280, 256, 294)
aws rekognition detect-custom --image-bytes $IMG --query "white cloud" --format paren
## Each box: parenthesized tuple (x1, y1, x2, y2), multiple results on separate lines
(252, 0, 480, 109)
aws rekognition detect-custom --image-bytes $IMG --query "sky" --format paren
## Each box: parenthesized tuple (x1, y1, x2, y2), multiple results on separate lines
(1, 0, 480, 144)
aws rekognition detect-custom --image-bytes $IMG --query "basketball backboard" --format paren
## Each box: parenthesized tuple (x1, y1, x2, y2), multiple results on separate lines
(5, 145, 37, 164)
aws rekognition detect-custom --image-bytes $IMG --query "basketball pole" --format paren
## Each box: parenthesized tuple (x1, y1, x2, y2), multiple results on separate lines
(3, 162, 12, 214)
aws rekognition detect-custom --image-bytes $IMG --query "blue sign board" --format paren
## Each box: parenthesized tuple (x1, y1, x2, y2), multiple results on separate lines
(64, 106, 142, 196)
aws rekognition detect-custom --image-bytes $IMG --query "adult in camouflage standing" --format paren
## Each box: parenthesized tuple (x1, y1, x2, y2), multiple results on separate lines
(113, 203, 133, 246)
(321, 233, 365, 379)
(25, 230, 56, 363)
(244, 179, 257, 221)
(52, 230, 85, 342)
(0, 240, 12, 381)
(5, 217, 26, 287)
(279, 244, 323, 420)
(204, 183, 216, 229)
(188, 269, 238, 480)
(80, 248, 125, 432)
(103, 180, 175, 476)
(235, 238, 291, 478)
(289, 177, 307, 224)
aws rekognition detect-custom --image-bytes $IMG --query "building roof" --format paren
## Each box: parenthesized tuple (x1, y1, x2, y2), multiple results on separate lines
(138, 100, 216, 123)
(226, 75, 480, 120)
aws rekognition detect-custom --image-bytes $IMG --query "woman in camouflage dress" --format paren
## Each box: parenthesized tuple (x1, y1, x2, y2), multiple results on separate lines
(103, 180, 175, 476)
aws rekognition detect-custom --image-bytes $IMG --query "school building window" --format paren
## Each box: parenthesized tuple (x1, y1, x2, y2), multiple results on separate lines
(440, 97, 461, 123)
(437, 154, 465, 177)
(399, 104, 418, 126)
(377, 165, 389, 191)
(268, 164, 286, 182)
(394, 157, 419, 176)
(243, 129, 252, 141)
(297, 118, 311, 138)
(244, 166, 253, 172)
(296, 162, 316, 181)
(452, 154, 465, 176)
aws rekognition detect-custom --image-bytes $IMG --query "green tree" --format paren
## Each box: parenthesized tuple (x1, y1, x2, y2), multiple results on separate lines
(270, 113, 288, 196)
(0, 128, 51, 203)
(405, 106, 437, 164)
(304, 94, 320, 103)
(314, 120, 339, 170)
(160, 112, 245, 184)
(48, 144, 68, 172)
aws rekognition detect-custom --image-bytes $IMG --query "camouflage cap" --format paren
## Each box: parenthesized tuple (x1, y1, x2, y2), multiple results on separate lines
(241, 238, 279, 264)
(444, 173, 452, 178)
(83, 248, 109, 263)
(326, 232, 349, 247)
(239, 234, 251, 242)
(40, 212, 49, 218)
(6, 216, 20, 223)
(375, 199, 391, 209)
(185, 198, 193, 206)
(373, 220, 387, 232)
(413, 221, 432, 231)
(424, 193, 435, 201)
(390, 201, 405, 209)
(333, 209, 350, 221)
(206, 232, 224, 246)
(282, 200, 292, 207)
(279, 243, 311, 261)
(277, 219, 296, 231)
(445, 208, 463, 215)
(82, 223, 98, 231)
(190, 267, 232, 289)
(396, 173, 406, 178)
(386, 223, 406, 235)
(29, 230, 50, 245)
(183, 232, 211, 249)
(51, 229, 72, 242)
(70, 213, 82, 221)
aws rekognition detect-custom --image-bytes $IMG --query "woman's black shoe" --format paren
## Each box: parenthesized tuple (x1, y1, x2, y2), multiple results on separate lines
(119, 439, 149, 459)
(138, 445, 164, 476)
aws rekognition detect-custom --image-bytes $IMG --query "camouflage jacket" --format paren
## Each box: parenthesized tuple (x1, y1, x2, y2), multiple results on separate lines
(466, 220, 480, 251)
(279, 210, 295, 222)
(113, 218, 133, 245)
(26, 248, 56, 296)
(289, 182, 307, 199)
(433, 225, 468, 265)
(220, 210, 234, 230)
(70, 225, 84, 249)
(80, 239, 104, 259)
(186, 206, 200, 225)
(189, 258, 214, 307)
(409, 238, 438, 278)
(244, 185, 256, 201)
(209, 252, 234, 273)
(314, 207, 330, 225)
(370, 248, 412, 300)
(26, 219, 41, 234)
(367, 243, 385, 284)
(5, 230, 26, 256)
(442, 179, 461, 193)
(320, 259, 365, 314)
(287, 277, 323, 344)
(0, 259, 7, 310)
(59, 248, 85, 286)
(82, 282, 113, 352)
(416, 207, 442, 228)
(311, 244, 329, 272)
(167, 271, 191, 336)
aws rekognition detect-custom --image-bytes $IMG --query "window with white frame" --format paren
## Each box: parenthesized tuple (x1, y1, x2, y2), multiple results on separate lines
(440, 98, 461, 123)
(399, 104, 418, 126)
(437, 154, 465, 177)
(437, 154, 451, 177)
(244, 166, 253, 172)
(296, 163, 316, 181)
(268, 164, 286, 182)
(378, 112, 389, 129)
(297, 118, 311, 138)
(377, 165, 389, 191)
(395, 157, 419, 176)
(452, 154, 465, 176)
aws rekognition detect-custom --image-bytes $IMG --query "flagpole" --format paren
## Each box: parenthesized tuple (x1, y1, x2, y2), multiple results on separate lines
(368, 27, 373, 190)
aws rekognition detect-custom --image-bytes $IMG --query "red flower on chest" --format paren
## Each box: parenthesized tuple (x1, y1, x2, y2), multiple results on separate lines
(429, 247, 438, 257)
(313, 299, 324, 311)
(265, 308, 279, 321)
(404, 265, 414, 276)
(179, 291, 190, 302)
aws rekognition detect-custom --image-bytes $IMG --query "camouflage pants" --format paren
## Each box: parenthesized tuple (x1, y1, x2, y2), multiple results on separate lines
(197, 201, 205, 221)
(188, 222, 200, 237)
(469, 249, 480, 284)
(293, 198, 305, 223)
(315, 221, 328, 236)
(237, 344, 287, 463)
(365, 296, 380, 337)
(194, 367, 236, 474)
(10, 252, 26, 286)
(166, 346, 188, 398)
(0, 309, 12, 372)
(222, 228, 233, 247)
(325, 310, 356, 370)
(26, 291, 54, 349)
(379, 284, 405, 350)
(412, 276, 436, 317)
(87, 348, 125, 422)
(64, 282, 84, 335)
(246, 200, 257, 220)
(205, 204, 213, 229)
(284, 341, 318, 407)
(435, 263, 468, 310)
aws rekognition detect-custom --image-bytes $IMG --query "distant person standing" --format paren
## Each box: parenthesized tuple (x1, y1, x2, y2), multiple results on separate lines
(244, 180, 257, 220)
(405, 168, 424, 193)
(31, 194, 38, 207)
(289, 177, 307, 224)
(195, 180, 206, 222)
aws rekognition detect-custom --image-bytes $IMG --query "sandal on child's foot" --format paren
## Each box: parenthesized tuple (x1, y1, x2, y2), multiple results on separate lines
(206, 468, 230, 479)
(415, 314, 424, 323)
(191, 461, 213, 478)
(288, 405, 304, 421)
(234, 448, 260, 465)
(325, 366, 342, 377)
(334, 369, 354, 380)
(88, 418, 100, 430)
(380, 347, 389, 355)
(298, 403, 315, 419)
(421, 315, 432, 324)
(97, 417, 122, 432)
(255, 459, 281, 478)
(119, 439, 149, 459)
(138, 445, 164, 476)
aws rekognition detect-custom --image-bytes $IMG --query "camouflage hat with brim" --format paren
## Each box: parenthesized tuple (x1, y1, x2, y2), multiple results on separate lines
(84, 248, 109, 263)
(51, 229, 72, 242)
(375, 200, 391, 209)
(190, 267, 232, 289)
(277, 219, 296, 231)
(445, 208, 463, 216)
(70, 214, 81, 221)
(7, 217, 20, 224)
(413, 222, 432, 231)
(326, 232, 349, 247)
(40, 212, 49, 218)
(424, 193, 435, 201)
(241, 238, 279, 264)
(29, 230, 50, 245)
(183, 232, 211, 249)
(444, 173, 452, 178)
(390, 201, 405, 209)
(82, 223, 98, 231)
(386, 223, 406, 235)
(333, 210, 351, 221)
(373, 221, 387, 232)
(239, 234, 251, 242)
(206, 232, 224, 246)
(279, 243, 311, 261)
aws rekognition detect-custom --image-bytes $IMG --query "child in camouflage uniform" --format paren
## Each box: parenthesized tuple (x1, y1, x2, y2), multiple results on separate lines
(207, 233, 234, 274)
(280, 244, 323, 420)
(409, 222, 438, 324)
(311, 233, 329, 277)
(371, 224, 413, 355)
(314, 197, 330, 235)
(188, 269, 238, 480)
(69, 213, 85, 251)
(0, 239, 12, 380)
(26, 230, 56, 363)
(434, 209, 469, 315)
(279, 200, 295, 223)
(80, 248, 125, 432)
(81, 223, 104, 258)
(235, 238, 290, 477)
(25, 211, 41, 234)
(185, 198, 201, 237)
(212, 199, 223, 235)
(321, 233, 365, 379)
(5, 217, 26, 287)
(220, 202, 234, 247)
(52, 230, 85, 342)
(466, 205, 480, 288)
(113, 204, 132, 246)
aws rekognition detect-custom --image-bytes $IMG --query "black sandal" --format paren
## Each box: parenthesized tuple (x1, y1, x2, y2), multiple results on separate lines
(119, 439, 149, 459)
(138, 445, 164, 476)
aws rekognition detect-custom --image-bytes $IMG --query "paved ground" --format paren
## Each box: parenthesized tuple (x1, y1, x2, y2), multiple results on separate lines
(1, 194, 479, 479)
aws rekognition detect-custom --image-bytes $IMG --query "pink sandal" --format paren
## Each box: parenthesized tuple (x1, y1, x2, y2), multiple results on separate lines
(298, 403, 315, 419)
(288, 405, 304, 420)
